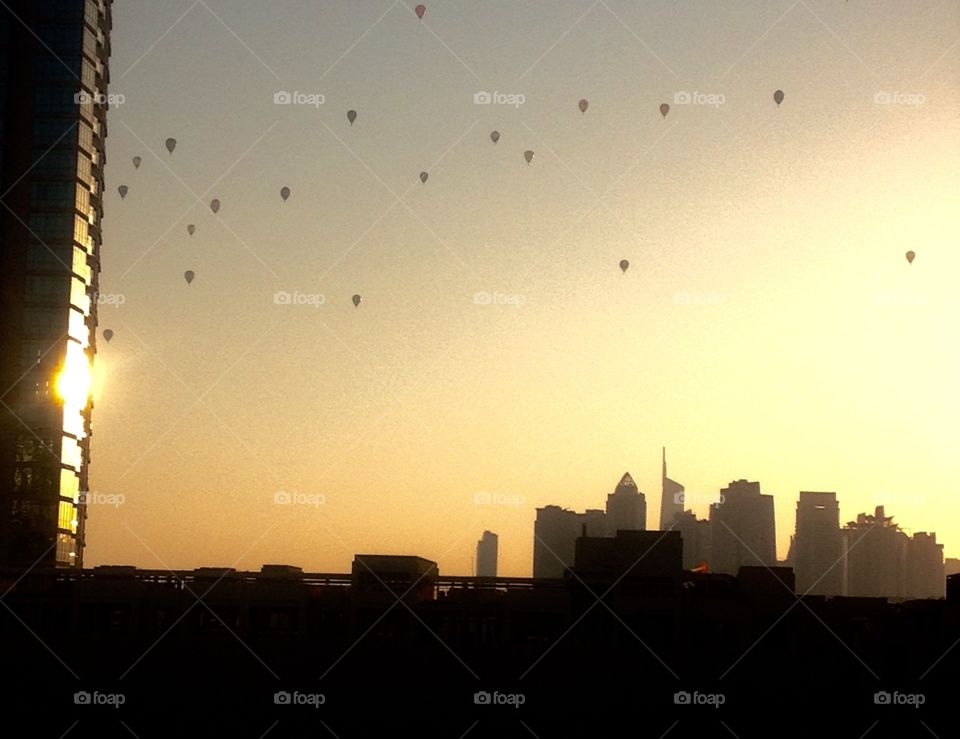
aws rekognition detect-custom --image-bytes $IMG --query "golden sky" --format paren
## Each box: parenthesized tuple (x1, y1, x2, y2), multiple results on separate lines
(86, 0, 959, 576)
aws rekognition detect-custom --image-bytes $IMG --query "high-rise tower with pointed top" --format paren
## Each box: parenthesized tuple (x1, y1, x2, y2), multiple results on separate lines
(605, 472, 646, 533)
(659, 447, 685, 529)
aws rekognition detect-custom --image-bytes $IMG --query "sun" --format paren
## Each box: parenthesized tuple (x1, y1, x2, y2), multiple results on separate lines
(55, 342, 92, 406)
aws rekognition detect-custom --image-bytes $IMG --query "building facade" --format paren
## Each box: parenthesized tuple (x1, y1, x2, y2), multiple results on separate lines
(476, 530, 498, 577)
(792, 491, 842, 595)
(709, 479, 776, 575)
(0, 0, 112, 568)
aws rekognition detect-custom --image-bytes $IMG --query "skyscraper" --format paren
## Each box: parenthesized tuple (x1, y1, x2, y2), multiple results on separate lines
(605, 471, 646, 533)
(659, 447, 684, 530)
(792, 491, 842, 595)
(709, 479, 776, 575)
(476, 530, 498, 577)
(0, 0, 113, 568)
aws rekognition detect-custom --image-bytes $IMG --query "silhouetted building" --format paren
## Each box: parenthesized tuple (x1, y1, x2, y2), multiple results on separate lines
(842, 506, 907, 597)
(475, 530, 497, 577)
(533, 472, 647, 578)
(0, 0, 113, 568)
(905, 531, 944, 599)
(709, 479, 776, 575)
(672, 509, 711, 570)
(351, 554, 437, 602)
(605, 471, 646, 533)
(659, 447, 684, 529)
(573, 529, 683, 579)
(533, 504, 605, 578)
(946, 557, 960, 577)
(791, 491, 842, 595)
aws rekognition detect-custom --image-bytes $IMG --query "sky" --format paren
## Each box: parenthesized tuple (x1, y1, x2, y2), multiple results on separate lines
(85, 0, 960, 576)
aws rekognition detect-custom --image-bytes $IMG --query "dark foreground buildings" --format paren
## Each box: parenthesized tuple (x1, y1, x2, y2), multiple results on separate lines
(2, 547, 957, 734)
(0, 0, 113, 569)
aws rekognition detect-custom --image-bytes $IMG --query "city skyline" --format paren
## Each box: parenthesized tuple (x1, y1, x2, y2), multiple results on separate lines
(2, 0, 956, 580)
(2, 2, 957, 733)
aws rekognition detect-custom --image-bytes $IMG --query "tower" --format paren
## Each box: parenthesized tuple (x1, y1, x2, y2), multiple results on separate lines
(0, 0, 113, 568)
(659, 447, 684, 529)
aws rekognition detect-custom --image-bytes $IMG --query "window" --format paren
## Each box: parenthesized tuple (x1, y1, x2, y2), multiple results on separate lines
(56, 533, 77, 564)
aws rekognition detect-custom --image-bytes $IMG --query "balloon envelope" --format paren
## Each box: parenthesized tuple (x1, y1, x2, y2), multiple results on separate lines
(579, 98, 588, 113)
(347, 110, 357, 125)
(210, 199, 220, 214)
(660, 103, 670, 118)
(165, 138, 176, 154)
(352, 294, 362, 307)
(524, 150, 534, 164)
(774, 89, 784, 106)
(187, 224, 195, 236)
(118, 185, 128, 199)
(490, 130, 500, 143)
(281, 186, 291, 202)
(132, 156, 141, 169)
(415, 4, 425, 19)
(420, 171, 428, 184)
(906, 250, 915, 263)
(619, 259, 629, 273)
(103, 329, 113, 342)
(184, 270, 195, 285)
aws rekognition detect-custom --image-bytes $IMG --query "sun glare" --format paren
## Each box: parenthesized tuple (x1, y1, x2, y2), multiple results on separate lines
(55, 342, 92, 406)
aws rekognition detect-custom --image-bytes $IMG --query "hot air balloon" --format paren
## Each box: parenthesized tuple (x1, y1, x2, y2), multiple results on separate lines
(579, 98, 589, 113)
(523, 150, 534, 165)
(490, 130, 500, 144)
(415, 4, 426, 20)
(347, 110, 357, 126)
(619, 259, 629, 273)
(906, 250, 915, 264)
(774, 89, 784, 106)
(280, 186, 291, 202)
(660, 103, 670, 118)
(352, 294, 362, 308)
(165, 138, 177, 154)
(187, 224, 195, 236)
(210, 199, 220, 214)
(184, 270, 195, 285)
(118, 185, 128, 199)
(132, 156, 142, 169)
(103, 329, 114, 343)
(420, 172, 428, 184)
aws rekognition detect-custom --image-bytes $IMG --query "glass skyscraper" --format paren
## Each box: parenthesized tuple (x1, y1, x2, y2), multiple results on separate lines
(0, 0, 113, 568)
